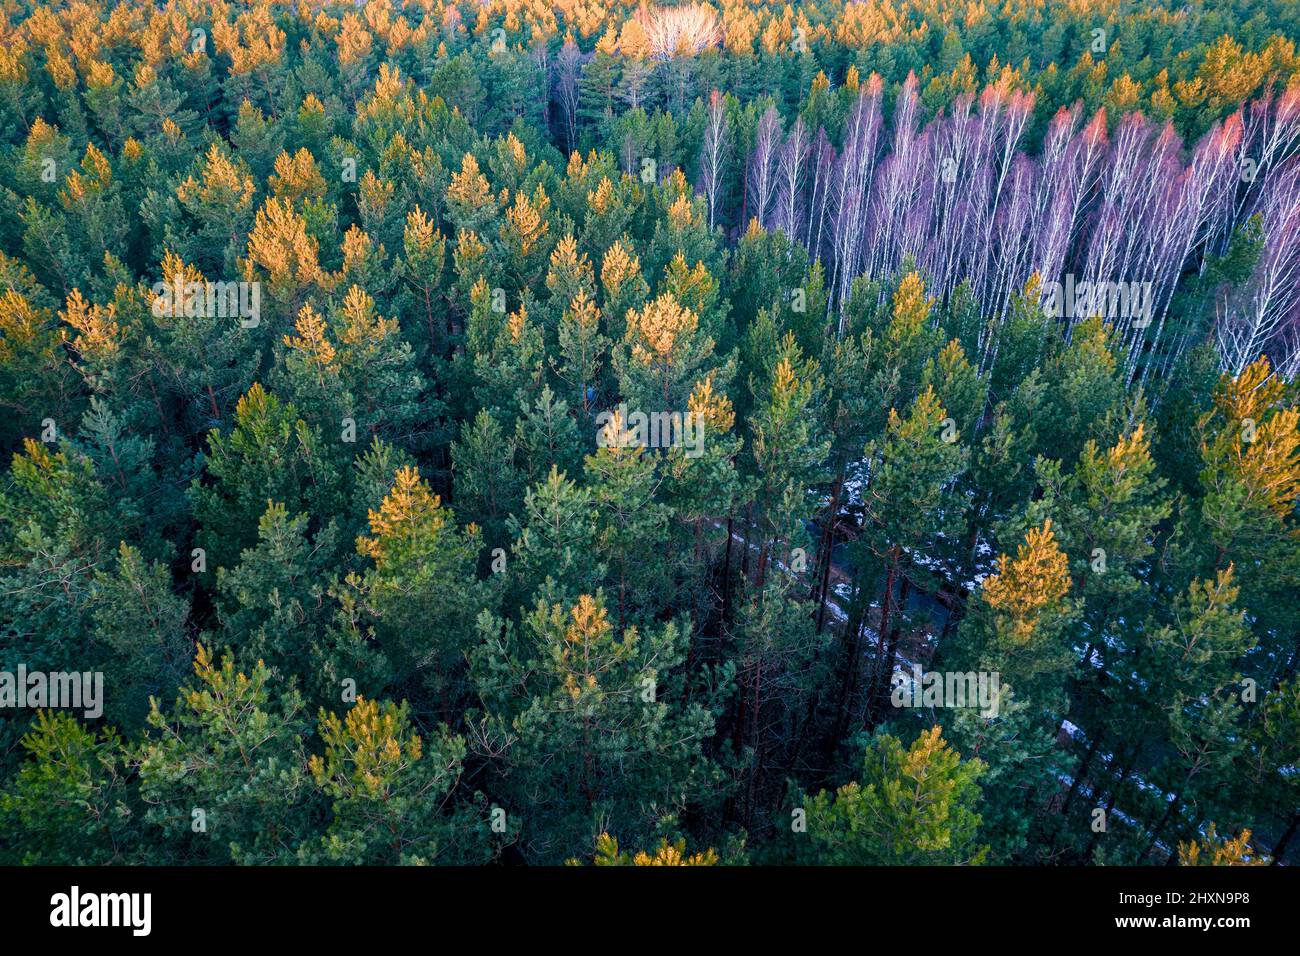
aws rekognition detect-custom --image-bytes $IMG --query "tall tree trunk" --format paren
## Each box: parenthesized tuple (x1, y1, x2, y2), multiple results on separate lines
(831, 580, 867, 749)
(1084, 751, 1134, 861)
(813, 462, 846, 632)
(745, 656, 765, 825)
(871, 572, 910, 723)
(814, 539, 835, 634)
(870, 547, 899, 719)
(722, 514, 734, 622)
(1062, 727, 1106, 816)
(1141, 788, 1184, 863)
(740, 504, 753, 582)
(1271, 811, 1298, 865)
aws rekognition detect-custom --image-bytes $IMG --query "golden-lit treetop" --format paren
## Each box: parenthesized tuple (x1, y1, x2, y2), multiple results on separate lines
(269, 148, 328, 204)
(358, 465, 447, 565)
(60, 288, 120, 359)
(688, 373, 736, 433)
(177, 143, 257, 215)
(502, 187, 551, 257)
(283, 302, 336, 369)
(1178, 823, 1271, 866)
(1203, 355, 1300, 521)
(447, 152, 493, 213)
(585, 831, 719, 865)
(625, 291, 699, 363)
(981, 519, 1072, 640)
(245, 196, 330, 294)
(600, 239, 642, 299)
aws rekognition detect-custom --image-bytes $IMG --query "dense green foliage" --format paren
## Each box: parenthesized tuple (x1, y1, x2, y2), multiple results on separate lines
(0, 0, 1297, 866)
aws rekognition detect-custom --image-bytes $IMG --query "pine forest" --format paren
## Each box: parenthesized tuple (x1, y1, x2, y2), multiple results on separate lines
(0, 0, 1297, 871)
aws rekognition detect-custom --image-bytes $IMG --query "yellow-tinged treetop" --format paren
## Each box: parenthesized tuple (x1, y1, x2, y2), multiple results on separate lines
(1178, 823, 1271, 865)
(601, 240, 642, 298)
(284, 303, 336, 368)
(689, 374, 736, 433)
(577, 832, 718, 866)
(358, 465, 446, 563)
(625, 291, 698, 362)
(309, 697, 423, 797)
(889, 270, 933, 342)
(981, 519, 1071, 639)
(1204, 355, 1300, 520)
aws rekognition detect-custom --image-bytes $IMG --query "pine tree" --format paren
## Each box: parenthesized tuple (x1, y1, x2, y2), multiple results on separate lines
(146, 251, 262, 432)
(0, 439, 116, 672)
(598, 238, 649, 344)
(303, 698, 494, 864)
(1033, 316, 1126, 469)
(577, 831, 719, 866)
(941, 684, 1067, 863)
(445, 152, 498, 237)
(729, 577, 832, 826)
(451, 409, 525, 548)
(1195, 356, 1300, 680)
(849, 385, 968, 725)
(0, 712, 137, 865)
(615, 290, 719, 412)
(468, 592, 724, 864)
(214, 501, 361, 704)
(661, 373, 744, 621)
(469, 296, 547, 423)
(135, 647, 313, 864)
(499, 185, 554, 293)
(1022, 423, 1172, 664)
(949, 519, 1078, 710)
(170, 143, 259, 276)
(1178, 824, 1270, 866)
(190, 383, 344, 575)
(330, 285, 427, 447)
(1137, 568, 1254, 860)
(393, 205, 448, 363)
(555, 288, 610, 418)
(0, 289, 81, 455)
(744, 333, 827, 591)
(796, 726, 988, 865)
(583, 422, 674, 627)
(355, 466, 493, 716)
(244, 195, 332, 320)
(70, 398, 191, 561)
(513, 385, 585, 487)
(87, 543, 191, 730)
(504, 465, 604, 614)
